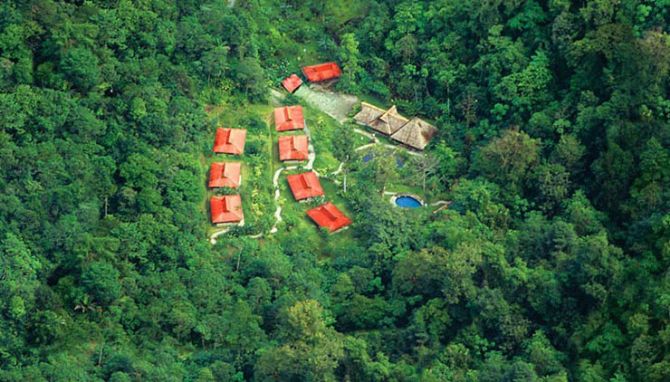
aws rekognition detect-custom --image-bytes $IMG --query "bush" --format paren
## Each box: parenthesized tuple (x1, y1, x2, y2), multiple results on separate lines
(240, 114, 267, 132)
(282, 93, 301, 106)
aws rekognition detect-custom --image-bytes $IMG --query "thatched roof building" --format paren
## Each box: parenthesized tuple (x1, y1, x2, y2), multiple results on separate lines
(353, 102, 437, 150)
(354, 102, 386, 126)
(369, 106, 409, 135)
(390, 117, 437, 151)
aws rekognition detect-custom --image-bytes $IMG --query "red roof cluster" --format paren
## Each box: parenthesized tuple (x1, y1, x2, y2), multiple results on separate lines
(210, 195, 244, 224)
(278, 135, 309, 161)
(302, 62, 342, 83)
(274, 106, 305, 132)
(282, 74, 303, 93)
(307, 202, 351, 233)
(213, 128, 246, 155)
(287, 171, 324, 201)
(209, 162, 241, 189)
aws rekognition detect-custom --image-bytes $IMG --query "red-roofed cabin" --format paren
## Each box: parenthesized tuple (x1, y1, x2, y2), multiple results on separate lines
(287, 171, 324, 201)
(274, 106, 305, 132)
(302, 62, 342, 83)
(282, 74, 303, 93)
(213, 128, 246, 155)
(278, 135, 309, 161)
(209, 162, 242, 189)
(210, 195, 244, 224)
(307, 202, 351, 233)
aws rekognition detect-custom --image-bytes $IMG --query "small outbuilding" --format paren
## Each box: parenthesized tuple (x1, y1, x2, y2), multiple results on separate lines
(210, 195, 244, 224)
(274, 105, 305, 132)
(302, 62, 342, 83)
(213, 128, 247, 155)
(208, 162, 242, 189)
(287, 171, 324, 201)
(278, 135, 309, 161)
(390, 117, 438, 151)
(282, 74, 303, 93)
(306, 202, 352, 233)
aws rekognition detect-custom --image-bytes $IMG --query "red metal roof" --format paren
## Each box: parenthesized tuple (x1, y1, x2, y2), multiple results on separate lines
(208, 162, 241, 189)
(274, 106, 305, 132)
(302, 62, 342, 83)
(210, 195, 244, 224)
(213, 128, 246, 155)
(306, 202, 351, 233)
(287, 171, 324, 201)
(278, 135, 309, 161)
(282, 74, 303, 93)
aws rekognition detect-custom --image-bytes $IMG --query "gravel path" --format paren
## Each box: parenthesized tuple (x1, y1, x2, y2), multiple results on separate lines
(303, 121, 316, 170)
(294, 85, 358, 123)
(210, 228, 230, 244)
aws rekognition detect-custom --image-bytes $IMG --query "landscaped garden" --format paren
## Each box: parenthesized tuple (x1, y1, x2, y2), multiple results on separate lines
(204, 69, 449, 244)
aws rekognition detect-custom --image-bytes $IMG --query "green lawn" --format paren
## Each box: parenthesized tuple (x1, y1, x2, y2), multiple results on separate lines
(275, 172, 355, 251)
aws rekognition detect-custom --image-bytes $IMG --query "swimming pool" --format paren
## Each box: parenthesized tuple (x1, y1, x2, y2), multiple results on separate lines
(394, 195, 422, 208)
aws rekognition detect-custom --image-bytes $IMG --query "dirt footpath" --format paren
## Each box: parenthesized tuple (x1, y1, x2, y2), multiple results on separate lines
(294, 85, 359, 123)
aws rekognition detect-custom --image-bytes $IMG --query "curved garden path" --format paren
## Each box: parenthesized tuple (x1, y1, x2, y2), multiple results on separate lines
(211, 105, 318, 243)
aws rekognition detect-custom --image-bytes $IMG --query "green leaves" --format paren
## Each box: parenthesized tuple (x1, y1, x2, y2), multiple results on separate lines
(81, 261, 121, 306)
(59, 47, 100, 92)
(255, 300, 344, 381)
(474, 129, 540, 191)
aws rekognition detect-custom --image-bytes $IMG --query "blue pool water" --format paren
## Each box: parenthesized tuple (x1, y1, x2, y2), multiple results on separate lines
(395, 196, 422, 208)
(363, 154, 373, 163)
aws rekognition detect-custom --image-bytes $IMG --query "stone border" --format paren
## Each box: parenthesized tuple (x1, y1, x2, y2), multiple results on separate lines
(388, 192, 425, 207)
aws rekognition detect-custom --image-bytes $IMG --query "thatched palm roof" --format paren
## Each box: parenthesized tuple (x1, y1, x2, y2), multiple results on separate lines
(354, 102, 386, 125)
(390, 117, 437, 150)
(369, 106, 409, 135)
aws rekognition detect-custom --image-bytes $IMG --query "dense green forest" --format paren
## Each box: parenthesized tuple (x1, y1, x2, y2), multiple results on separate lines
(1, 0, 670, 380)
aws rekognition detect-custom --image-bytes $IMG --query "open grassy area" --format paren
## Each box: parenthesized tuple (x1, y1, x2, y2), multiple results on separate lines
(274, 171, 355, 252)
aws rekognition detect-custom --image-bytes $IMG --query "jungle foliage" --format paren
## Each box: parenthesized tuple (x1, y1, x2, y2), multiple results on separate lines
(1, 0, 670, 381)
